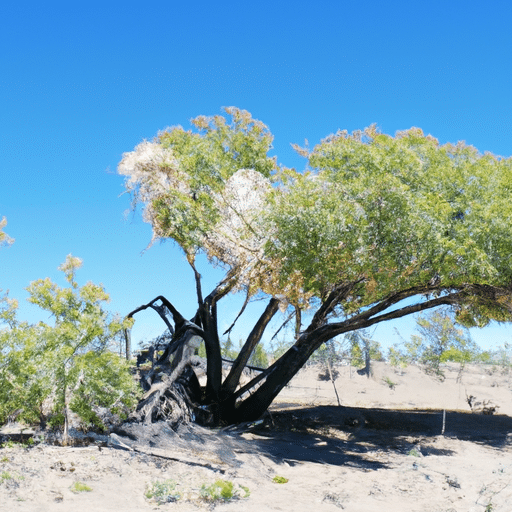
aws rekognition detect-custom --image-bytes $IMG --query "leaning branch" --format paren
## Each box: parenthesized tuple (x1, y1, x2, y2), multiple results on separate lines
(221, 297, 279, 397)
(223, 288, 251, 335)
(323, 290, 468, 339)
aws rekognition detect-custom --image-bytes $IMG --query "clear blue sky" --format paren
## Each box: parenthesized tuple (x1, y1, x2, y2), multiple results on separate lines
(1, 0, 511, 352)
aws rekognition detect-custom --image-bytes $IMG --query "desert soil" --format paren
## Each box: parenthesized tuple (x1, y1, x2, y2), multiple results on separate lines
(1, 361, 512, 511)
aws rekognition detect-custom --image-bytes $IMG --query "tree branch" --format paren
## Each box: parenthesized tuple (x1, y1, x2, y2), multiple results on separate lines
(223, 288, 250, 335)
(305, 280, 362, 333)
(270, 310, 295, 341)
(187, 257, 204, 309)
(221, 297, 279, 397)
(321, 290, 468, 340)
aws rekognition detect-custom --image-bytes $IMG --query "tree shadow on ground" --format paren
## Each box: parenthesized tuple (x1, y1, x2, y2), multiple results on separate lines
(226, 404, 511, 470)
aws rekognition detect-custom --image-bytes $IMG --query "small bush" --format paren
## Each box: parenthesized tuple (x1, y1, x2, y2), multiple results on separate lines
(145, 479, 181, 504)
(70, 481, 92, 493)
(382, 376, 397, 390)
(272, 476, 289, 484)
(200, 479, 249, 501)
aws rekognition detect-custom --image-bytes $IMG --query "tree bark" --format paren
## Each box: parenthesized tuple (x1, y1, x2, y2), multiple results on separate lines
(221, 298, 279, 398)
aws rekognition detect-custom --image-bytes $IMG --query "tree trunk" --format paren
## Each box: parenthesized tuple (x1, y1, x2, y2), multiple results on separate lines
(124, 287, 466, 428)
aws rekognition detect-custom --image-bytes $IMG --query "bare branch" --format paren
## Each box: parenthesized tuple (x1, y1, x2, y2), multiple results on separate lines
(221, 298, 279, 397)
(270, 310, 295, 341)
(187, 257, 203, 308)
(223, 288, 251, 335)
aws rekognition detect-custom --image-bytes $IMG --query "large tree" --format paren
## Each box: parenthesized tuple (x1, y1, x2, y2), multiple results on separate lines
(118, 107, 512, 425)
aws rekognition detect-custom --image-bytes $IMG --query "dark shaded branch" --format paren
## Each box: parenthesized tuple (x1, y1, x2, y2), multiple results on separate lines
(151, 304, 175, 335)
(229, 364, 276, 403)
(126, 295, 187, 330)
(200, 274, 240, 404)
(270, 310, 295, 341)
(223, 288, 250, 335)
(317, 290, 468, 343)
(221, 357, 266, 373)
(187, 258, 204, 308)
(221, 298, 279, 398)
(305, 280, 362, 334)
(294, 306, 302, 339)
(349, 284, 454, 326)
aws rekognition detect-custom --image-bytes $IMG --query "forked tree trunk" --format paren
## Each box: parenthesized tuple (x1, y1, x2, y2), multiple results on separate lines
(125, 285, 467, 427)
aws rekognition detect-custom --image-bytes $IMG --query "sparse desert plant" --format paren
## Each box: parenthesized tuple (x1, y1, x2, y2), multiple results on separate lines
(70, 481, 92, 493)
(145, 479, 181, 504)
(272, 476, 289, 484)
(1, 470, 23, 483)
(382, 376, 397, 390)
(1, 470, 13, 481)
(200, 479, 249, 501)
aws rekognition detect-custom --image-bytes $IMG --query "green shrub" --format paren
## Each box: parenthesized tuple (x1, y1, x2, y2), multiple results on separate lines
(200, 479, 249, 501)
(70, 481, 92, 493)
(145, 479, 180, 504)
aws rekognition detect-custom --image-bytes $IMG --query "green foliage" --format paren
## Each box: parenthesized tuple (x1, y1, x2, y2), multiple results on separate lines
(0, 438, 35, 449)
(121, 114, 512, 321)
(311, 338, 347, 366)
(272, 476, 289, 484)
(221, 337, 269, 368)
(387, 345, 409, 369)
(200, 479, 249, 501)
(488, 343, 512, 372)
(391, 308, 480, 378)
(196, 341, 207, 359)
(248, 342, 269, 369)
(382, 376, 397, 389)
(0, 256, 141, 428)
(415, 308, 478, 376)
(70, 482, 92, 493)
(145, 479, 181, 504)
(221, 336, 238, 360)
(346, 330, 383, 368)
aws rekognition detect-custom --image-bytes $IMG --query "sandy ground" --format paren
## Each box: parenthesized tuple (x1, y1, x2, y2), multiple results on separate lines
(1, 361, 512, 512)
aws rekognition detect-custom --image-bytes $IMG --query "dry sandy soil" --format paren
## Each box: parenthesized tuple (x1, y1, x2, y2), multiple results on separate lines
(1, 361, 512, 511)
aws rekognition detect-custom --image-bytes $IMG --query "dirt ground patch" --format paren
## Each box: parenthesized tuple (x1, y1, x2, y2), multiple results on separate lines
(1, 362, 512, 511)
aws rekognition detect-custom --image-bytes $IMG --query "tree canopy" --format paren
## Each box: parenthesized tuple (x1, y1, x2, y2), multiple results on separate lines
(118, 107, 512, 423)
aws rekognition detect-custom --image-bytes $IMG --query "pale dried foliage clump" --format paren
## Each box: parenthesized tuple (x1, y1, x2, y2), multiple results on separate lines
(118, 140, 187, 238)
(0, 217, 14, 247)
(206, 168, 273, 288)
(118, 139, 279, 297)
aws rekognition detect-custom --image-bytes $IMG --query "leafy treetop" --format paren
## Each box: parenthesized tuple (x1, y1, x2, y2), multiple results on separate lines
(119, 108, 512, 331)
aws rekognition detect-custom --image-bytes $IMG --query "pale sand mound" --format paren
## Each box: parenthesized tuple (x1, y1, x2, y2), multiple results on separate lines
(1, 361, 511, 511)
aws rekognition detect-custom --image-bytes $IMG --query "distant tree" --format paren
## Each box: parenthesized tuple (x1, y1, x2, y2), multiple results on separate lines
(490, 342, 512, 374)
(247, 343, 269, 369)
(311, 338, 347, 405)
(0, 216, 13, 247)
(119, 108, 512, 425)
(220, 336, 238, 361)
(346, 330, 383, 377)
(0, 255, 140, 439)
(391, 308, 479, 380)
